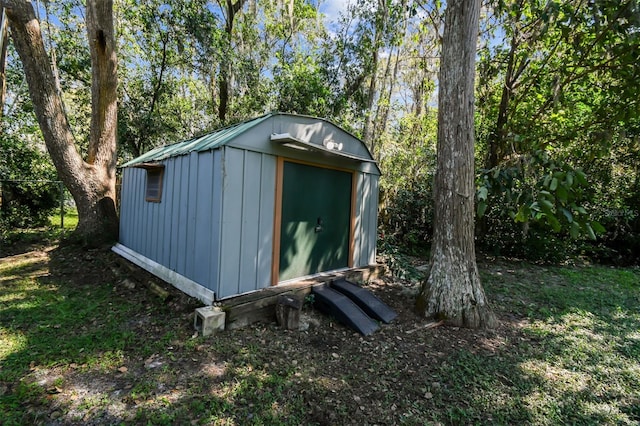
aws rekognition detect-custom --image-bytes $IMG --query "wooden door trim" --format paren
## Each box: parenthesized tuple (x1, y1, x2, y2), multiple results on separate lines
(272, 157, 357, 285)
(271, 157, 284, 286)
(349, 171, 357, 268)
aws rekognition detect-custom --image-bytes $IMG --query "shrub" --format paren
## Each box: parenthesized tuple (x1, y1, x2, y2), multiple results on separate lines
(0, 133, 60, 230)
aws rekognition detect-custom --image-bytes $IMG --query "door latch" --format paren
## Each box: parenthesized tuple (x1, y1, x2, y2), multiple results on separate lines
(314, 217, 323, 233)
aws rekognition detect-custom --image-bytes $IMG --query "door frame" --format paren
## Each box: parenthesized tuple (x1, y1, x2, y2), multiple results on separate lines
(271, 156, 358, 285)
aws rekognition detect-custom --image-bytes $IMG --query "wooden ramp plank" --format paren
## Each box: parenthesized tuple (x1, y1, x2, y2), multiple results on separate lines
(331, 278, 397, 324)
(311, 285, 380, 336)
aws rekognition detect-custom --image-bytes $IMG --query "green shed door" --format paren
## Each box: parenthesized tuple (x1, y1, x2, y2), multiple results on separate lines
(279, 161, 353, 282)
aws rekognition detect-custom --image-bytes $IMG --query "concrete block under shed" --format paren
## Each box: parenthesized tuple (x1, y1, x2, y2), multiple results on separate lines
(194, 306, 226, 336)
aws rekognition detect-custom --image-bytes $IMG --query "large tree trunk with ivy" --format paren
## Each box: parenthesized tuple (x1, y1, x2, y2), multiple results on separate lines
(3, 0, 118, 245)
(415, 0, 497, 329)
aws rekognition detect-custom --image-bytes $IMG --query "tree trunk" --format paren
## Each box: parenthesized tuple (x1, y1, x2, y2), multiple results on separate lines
(4, 0, 119, 245)
(218, 0, 246, 123)
(361, 0, 387, 150)
(361, 46, 378, 149)
(485, 22, 525, 170)
(0, 8, 8, 117)
(416, 0, 497, 329)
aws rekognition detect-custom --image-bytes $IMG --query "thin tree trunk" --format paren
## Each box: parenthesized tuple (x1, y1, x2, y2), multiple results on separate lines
(0, 8, 8, 118)
(218, 0, 246, 123)
(362, 0, 387, 150)
(361, 47, 378, 148)
(416, 0, 497, 329)
(374, 0, 409, 154)
(4, 0, 119, 245)
(372, 45, 400, 156)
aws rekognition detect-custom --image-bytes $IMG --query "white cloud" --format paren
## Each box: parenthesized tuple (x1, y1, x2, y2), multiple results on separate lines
(320, 0, 354, 30)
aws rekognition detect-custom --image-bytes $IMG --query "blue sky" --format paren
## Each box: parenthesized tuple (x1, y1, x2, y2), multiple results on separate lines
(319, 0, 353, 32)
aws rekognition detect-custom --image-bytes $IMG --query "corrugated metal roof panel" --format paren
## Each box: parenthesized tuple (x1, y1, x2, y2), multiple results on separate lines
(121, 113, 272, 167)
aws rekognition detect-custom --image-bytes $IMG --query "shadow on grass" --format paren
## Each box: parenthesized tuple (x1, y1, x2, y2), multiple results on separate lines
(2, 238, 640, 425)
(475, 262, 640, 424)
(1, 241, 309, 425)
(0, 246, 140, 423)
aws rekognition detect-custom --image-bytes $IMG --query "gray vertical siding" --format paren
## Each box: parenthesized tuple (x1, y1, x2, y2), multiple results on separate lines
(239, 150, 262, 294)
(169, 158, 182, 271)
(218, 147, 276, 298)
(353, 172, 379, 267)
(209, 150, 224, 294)
(177, 155, 190, 275)
(353, 172, 363, 267)
(219, 146, 244, 296)
(361, 174, 374, 265)
(159, 159, 173, 266)
(185, 152, 199, 278)
(367, 176, 379, 264)
(257, 156, 277, 289)
(193, 151, 215, 285)
(118, 115, 380, 301)
(118, 151, 224, 295)
(119, 168, 130, 247)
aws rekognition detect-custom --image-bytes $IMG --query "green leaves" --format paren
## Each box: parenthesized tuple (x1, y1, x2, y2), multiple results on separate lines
(476, 0, 640, 257)
(476, 186, 489, 218)
(0, 133, 60, 228)
(477, 151, 604, 241)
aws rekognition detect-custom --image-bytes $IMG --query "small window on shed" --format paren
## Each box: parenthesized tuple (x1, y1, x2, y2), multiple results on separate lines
(135, 163, 165, 202)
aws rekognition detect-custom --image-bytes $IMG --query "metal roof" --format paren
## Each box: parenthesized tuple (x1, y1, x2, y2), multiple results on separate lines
(121, 113, 273, 167)
(270, 133, 377, 163)
(121, 112, 378, 170)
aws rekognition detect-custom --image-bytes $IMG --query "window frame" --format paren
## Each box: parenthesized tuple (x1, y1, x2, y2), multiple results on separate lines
(135, 163, 166, 203)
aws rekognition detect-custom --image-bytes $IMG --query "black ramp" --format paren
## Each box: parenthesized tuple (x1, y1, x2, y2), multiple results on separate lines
(331, 278, 397, 324)
(312, 285, 380, 336)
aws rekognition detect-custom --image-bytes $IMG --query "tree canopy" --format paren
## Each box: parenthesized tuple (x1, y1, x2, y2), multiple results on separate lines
(1, 0, 639, 262)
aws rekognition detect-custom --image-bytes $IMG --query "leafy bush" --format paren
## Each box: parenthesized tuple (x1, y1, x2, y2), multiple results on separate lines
(579, 207, 640, 265)
(379, 183, 433, 252)
(476, 151, 603, 262)
(378, 112, 437, 253)
(377, 235, 425, 283)
(0, 133, 60, 230)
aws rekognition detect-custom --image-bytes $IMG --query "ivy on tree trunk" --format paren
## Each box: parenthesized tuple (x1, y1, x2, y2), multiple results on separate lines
(416, 0, 497, 329)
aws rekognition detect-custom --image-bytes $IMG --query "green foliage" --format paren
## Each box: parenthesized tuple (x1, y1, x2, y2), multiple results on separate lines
(479, 151, 601, 233)
(377, 236, 425, 282)
(303, 293, 315, 308)
(116, 0, 217, 160)
(379, 112, 437, 251)
(475, 0, 640, 262)
(1, 35, 60, 232)
(0, 132, 60, 230)
(476, 151, 607, 260)
(4, 0, 639, 263)
(273, 54, 332, 117)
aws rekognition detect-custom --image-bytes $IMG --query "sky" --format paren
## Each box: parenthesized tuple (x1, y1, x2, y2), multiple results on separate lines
(319, 0, 351, 21)
(319, 0, 354, 33)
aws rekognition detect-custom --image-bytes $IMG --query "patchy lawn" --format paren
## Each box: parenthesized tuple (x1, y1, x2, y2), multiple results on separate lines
(1, 235, 639, 425)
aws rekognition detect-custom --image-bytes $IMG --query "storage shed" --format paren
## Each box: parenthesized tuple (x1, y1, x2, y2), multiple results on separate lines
(113, 113, 381, 304)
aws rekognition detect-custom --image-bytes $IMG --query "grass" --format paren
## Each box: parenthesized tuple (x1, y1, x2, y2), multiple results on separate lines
(0, 232, 639, 424)
(478, 263, 640, 424)
(49, 207, 79, 230)
(0, 209, 78, 253)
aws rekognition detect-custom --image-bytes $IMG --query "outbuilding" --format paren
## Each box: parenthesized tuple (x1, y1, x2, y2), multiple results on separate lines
(113, 112, 381, 304)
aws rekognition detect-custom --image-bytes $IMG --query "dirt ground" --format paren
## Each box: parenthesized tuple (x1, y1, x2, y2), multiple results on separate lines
(2, 240, 530, 425)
